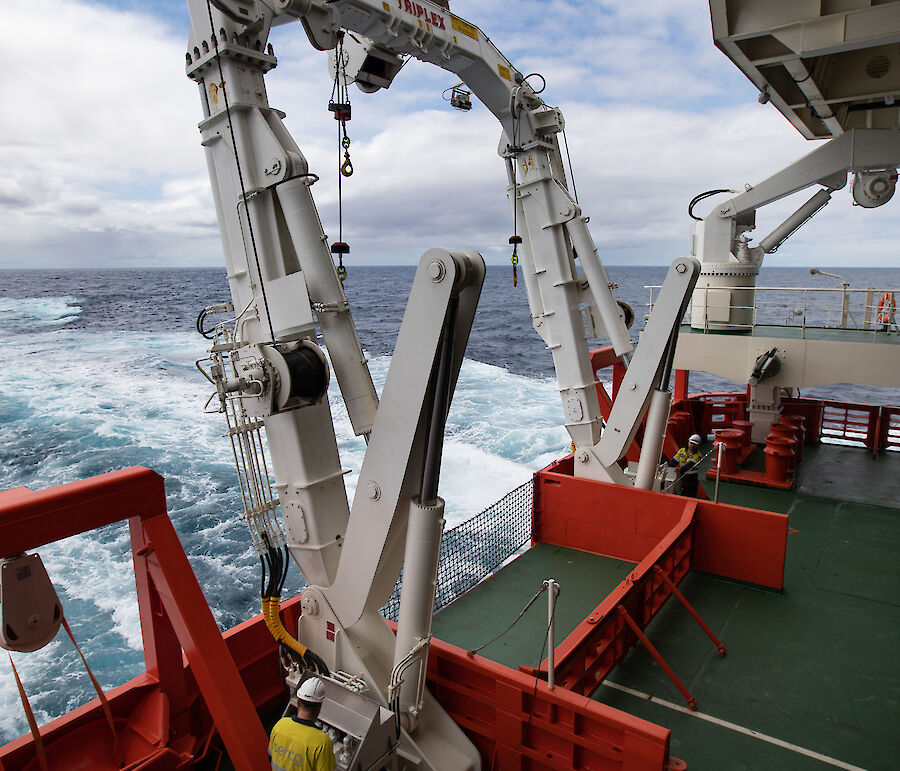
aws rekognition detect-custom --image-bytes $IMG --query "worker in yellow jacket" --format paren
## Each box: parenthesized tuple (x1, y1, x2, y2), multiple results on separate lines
(670, 434, 704, 497)
(269, 677, 336, 771)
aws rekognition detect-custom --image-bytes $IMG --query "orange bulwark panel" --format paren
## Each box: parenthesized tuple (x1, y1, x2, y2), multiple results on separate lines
(534, 459, 690, 562)
(534, 461, 787, 590)
(527, 462, 787, 702)
(692, 499, 787, 589)
(426, 637, 672, 770)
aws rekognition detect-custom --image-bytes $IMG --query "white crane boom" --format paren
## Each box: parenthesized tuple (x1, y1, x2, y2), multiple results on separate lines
(185, 2, 699, 767)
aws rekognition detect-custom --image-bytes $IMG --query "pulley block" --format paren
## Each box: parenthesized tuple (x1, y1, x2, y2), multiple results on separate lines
(0, 553, 62, 652)
(328, 101, 351, 122)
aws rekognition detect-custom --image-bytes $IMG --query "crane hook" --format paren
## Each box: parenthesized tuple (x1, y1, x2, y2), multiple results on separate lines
(509, 235, 522, 288)
(341, 150, 353, 177)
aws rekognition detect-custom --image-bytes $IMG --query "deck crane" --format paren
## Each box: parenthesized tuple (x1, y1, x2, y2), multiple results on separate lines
(688, 129, 900, 439)
(683, 0, 900, 442)
(186, 0, 699, 767)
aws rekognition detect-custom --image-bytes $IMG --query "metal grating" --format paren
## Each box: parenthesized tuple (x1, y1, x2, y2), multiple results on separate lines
(382, 479, 533, 621)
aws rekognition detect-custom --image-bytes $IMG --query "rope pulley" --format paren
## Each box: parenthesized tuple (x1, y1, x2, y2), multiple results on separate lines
(331, 241, 350, 283)
(509, 235, 522, 287)
(328, 101, 351, 122)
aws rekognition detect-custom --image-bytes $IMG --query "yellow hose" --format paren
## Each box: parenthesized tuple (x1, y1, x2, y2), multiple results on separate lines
(262, 596, 308, 658)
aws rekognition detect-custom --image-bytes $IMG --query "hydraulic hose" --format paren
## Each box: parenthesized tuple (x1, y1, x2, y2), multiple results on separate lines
(262, 596, 309, 658)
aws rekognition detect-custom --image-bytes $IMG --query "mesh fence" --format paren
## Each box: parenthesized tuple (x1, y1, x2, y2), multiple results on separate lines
(382, 479, 533, 621)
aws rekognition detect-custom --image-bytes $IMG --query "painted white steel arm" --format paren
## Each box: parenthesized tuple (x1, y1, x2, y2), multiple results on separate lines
(590, 258, 699, 475)
(695, 129, 900, 265)
(187, 0, 379, 590)
(269, 0, 638, 466)
(717, 129, 900, 219)
(192, 0, 705, 489)
(327, 249, 484, 627)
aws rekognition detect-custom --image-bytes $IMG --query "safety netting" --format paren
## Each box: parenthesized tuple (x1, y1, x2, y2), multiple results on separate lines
(382, 479, 533, 621)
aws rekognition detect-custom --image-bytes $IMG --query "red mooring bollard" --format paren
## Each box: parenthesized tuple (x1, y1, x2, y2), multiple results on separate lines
(764, 433, 794, 483)
(781, 414, 808, 450)
(731, 419, 754, 450)
(713, 428, 743, 474)
(770, 421, 802, 465)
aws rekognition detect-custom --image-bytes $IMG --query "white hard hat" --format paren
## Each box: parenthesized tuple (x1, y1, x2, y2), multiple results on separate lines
(689, 434, 702, 445)
(298, 677, 326, 704)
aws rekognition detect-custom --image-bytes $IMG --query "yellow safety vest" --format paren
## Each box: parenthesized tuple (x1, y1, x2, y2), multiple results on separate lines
(674, 447, 703, 473)
(269, 717, 336, 771)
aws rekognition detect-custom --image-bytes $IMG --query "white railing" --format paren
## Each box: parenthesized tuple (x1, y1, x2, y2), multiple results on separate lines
(645, 285, 900, 337)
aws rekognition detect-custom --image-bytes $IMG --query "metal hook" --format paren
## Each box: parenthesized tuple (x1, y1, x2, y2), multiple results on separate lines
(341, 151, 353, 177)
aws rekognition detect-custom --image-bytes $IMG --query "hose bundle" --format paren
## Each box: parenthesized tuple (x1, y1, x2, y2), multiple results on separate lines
(260, 533, 329, 675)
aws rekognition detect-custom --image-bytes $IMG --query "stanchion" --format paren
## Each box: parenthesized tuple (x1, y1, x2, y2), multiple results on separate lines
(714, 440, 724, 503)
(544, 578, 559, 689)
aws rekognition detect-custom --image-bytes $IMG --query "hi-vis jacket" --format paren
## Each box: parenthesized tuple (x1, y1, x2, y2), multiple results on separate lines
(269, 717, 336, 771)
(673, 446, 703, 475)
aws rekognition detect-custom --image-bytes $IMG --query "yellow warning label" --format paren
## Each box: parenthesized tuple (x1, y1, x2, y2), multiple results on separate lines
(382, 1, 390, 10)
(451, 16, 479, 41)
(498, 64, 511, 81)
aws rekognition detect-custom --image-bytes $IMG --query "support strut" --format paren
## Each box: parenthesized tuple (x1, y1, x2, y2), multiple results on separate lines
(653, 567, 727, 656)
(617, 605, 698, 711)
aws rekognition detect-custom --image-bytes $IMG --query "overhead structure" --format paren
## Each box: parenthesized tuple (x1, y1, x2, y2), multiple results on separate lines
(182, 0, 708, 767)
(710, 0, 900, 139)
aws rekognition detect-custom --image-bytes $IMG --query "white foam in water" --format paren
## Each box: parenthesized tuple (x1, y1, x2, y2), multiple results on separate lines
(0, 297, 81, 326)
(328, 355, 568, 527)
(0, 299, 573, 743)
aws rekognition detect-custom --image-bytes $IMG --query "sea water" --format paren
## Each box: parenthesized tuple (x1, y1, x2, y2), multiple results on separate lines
(0, 265, 897, 742)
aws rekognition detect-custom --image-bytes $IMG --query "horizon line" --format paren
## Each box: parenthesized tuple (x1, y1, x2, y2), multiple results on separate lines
(2, 264, 898, 271)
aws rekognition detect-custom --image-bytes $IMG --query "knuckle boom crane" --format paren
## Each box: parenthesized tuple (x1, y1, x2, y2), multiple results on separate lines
(185, 0, 699, 767)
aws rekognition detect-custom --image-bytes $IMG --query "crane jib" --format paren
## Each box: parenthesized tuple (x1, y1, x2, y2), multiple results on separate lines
(395, 0, 447, 30)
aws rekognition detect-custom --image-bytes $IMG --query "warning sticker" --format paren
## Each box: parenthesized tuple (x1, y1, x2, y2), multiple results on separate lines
(451, 16, 479, 41)
(498, 64, 511, 81)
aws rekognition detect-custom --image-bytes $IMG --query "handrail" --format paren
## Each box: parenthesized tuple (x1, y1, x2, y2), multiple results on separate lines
(645, 283, 900, 333)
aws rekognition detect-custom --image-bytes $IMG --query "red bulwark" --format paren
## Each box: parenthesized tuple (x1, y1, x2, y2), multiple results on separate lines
(426, 636, 673, 770)
(0, 467, 269, 771)
(526, 462, 787, 701)
(534, 461, 787, 589)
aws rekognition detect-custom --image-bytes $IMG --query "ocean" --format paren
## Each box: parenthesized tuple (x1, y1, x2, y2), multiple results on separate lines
(0, 264, 897, 742)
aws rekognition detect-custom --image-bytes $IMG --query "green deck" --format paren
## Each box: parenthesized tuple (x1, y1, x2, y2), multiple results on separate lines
(432, 444, 900, 770)
(432, 543, 634, 669)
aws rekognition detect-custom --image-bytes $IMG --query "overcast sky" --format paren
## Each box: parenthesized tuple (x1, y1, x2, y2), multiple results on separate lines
(1, 0, 897, 269)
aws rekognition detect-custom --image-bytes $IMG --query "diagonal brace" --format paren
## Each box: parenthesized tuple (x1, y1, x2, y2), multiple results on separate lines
(617, 605, 698, 711)
(654, 566, 727, 656)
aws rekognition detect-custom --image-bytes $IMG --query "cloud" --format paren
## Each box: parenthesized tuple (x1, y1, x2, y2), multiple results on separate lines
(0, 0, 897, 268)
(0, 0, 212, 267)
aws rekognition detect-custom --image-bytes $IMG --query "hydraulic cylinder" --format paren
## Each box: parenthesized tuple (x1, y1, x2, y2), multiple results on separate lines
(393, 496, 445, 721)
